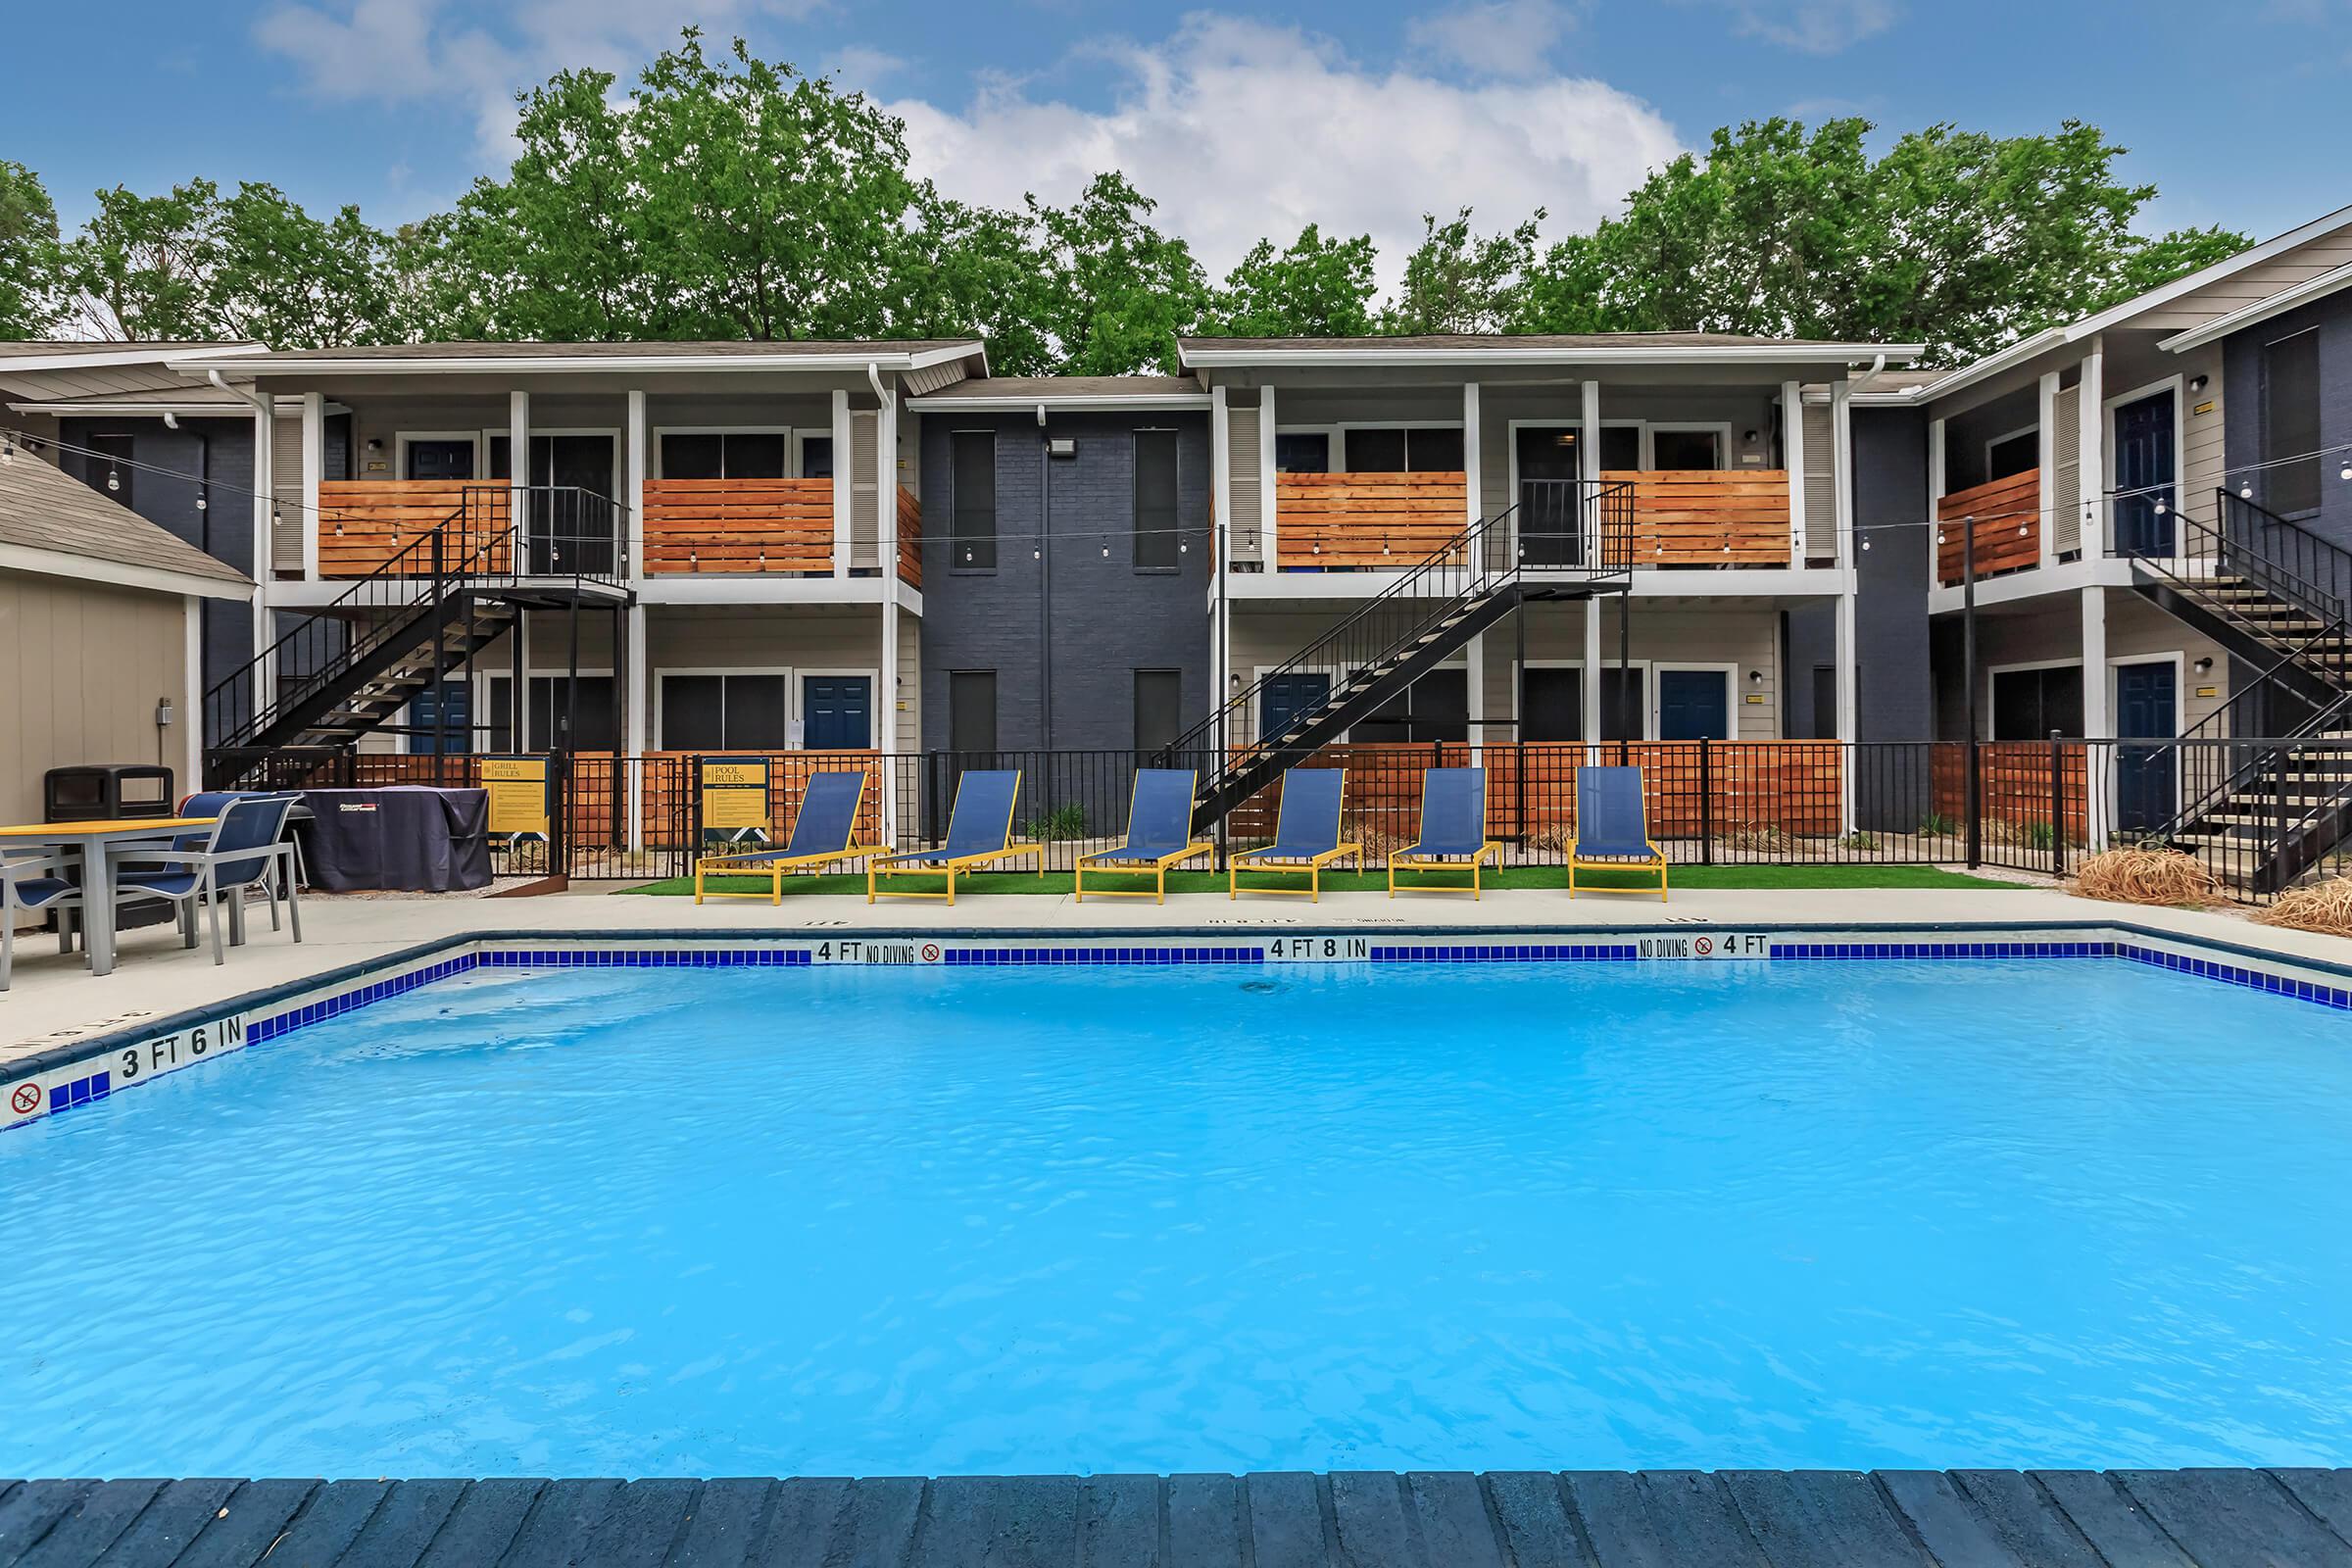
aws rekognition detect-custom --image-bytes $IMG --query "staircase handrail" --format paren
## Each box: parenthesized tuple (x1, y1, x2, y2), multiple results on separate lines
(2121, 490, 2352, 631)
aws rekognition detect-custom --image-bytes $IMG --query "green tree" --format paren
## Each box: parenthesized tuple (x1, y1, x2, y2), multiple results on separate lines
(2101, 224, 2251, 309)
(1205, 223, 1378, 338)
(894, 192, 1056, 374)
(1029, 172, 1208, 374)
(0, 161, 67, 339)
(1382, 208, 1543, 335)
(66, 179, 223, 340)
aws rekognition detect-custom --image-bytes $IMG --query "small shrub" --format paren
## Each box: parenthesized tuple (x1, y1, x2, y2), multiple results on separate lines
(2071, 846, 2216, 907)
(1838, 831, 1880, 851)
(1917, 812, 1957, 838)
(1022, 802, 1090, 842)
(2255, 877, 2352, 936)
(1719, 820, 1791, 853)
(1528, 821, 1574, 854)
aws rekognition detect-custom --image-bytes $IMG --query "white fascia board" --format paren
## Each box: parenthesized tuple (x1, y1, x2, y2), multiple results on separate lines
(174, 345, 986, 376)
(909, 394, 1213, 412)
(2158, 261, 2352, 353)
(7, 396, 329, 417)
(1179, 344, 1925, 368)
(0, 343, 258, 373)
(0, 543, 253, 601)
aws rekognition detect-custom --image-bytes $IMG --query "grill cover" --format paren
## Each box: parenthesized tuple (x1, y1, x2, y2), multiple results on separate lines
(297, 786, 492, 892)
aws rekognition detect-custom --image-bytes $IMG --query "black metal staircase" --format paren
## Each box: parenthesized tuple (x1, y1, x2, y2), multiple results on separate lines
(205, 484, 629, 788)
(1166, 479, 1634, 828)
(2118, 489, 2352, 891)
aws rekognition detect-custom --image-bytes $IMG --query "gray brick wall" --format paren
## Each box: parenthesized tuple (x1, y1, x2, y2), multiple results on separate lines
(1782, 406, 1932, 744)
(2225, 288, 2352, 547)
(917, 412, 1211, 752)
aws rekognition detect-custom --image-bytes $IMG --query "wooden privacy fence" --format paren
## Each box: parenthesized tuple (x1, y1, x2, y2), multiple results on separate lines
(1274, 472, 1468, 568)
(898, 486, 923, 588)
(1603, 469, 1791, 567)
(317, 480, 508, 577)
(1936, 471, 2041, 585)
(640, 478, 832, 574)
(1933, 742, 2089, 844)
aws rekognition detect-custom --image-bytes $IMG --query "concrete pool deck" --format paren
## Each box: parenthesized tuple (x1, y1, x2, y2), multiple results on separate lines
(7, 1467, 2351, 1566)
(7, 882, 2351, 1062)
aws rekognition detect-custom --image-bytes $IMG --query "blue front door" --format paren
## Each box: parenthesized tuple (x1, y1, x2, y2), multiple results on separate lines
(410, 682, 470, 754)
(1656, 668, 1730, 741)
(803, 676, 872, 751)
(2113, 391, 2177, 557)
(2114, 661, 2179, 833)
(1260, 673, 1332, 746)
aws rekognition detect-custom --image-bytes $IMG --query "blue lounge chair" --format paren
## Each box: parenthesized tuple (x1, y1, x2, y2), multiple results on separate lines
(1570, 765, 1668, 902)
(1075, 769, 1211, 905)
(694, 770, 882, 905)
(1388, 766, 1501, 899)
(1229, 767, 1362, 903)
(867, 769, 1044, 905)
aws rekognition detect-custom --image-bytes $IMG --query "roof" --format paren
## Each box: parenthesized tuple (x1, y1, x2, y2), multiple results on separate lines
(5, 383, 257, 416)
(184, 340, 989, 375)
(909, 374, 1208, 410)
(0, 341, 257, 373)
(0, 447, 253, 595)
(1178, 332, 1923, 368)
(0, 339, 253, 356)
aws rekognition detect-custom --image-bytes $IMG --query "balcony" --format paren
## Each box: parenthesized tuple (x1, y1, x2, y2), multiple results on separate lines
(641, 477, 833, 575)
(1608, 469, 1792, 567)
(1936, 471, 2039, 586)
(1275, 471, 1467, 568)
(317, 480, 507, 577)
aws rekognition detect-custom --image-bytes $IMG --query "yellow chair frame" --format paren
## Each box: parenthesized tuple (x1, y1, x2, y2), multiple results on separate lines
(1074, 770, 1211, 905)
(867, 774, 1046, 906)
(1387, 842, 1501, 900)
(1229, 843, 1364, 903)
(1568, 844, 1671, 902)
(693, 777, 885, 906)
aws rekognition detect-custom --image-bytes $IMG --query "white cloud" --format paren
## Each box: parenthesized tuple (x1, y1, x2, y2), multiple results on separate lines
(1717, 0, 1899, 54)
(1404, 0, 1580, 80)
(889, 16, 1683, 289)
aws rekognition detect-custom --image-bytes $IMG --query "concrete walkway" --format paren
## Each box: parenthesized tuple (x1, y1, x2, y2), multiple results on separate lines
(6, 882, 2349, 1065)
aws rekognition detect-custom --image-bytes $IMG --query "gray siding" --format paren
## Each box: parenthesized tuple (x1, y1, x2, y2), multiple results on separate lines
(1852, 407, 1933, 742)
(918, 413, 1212, 752)
(2224, 287, 2352, 548)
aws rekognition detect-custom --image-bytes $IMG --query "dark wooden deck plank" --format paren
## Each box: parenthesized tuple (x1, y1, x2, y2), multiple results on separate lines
(259, 1479, 390, 1566)
(1718, 1470, 1925, 1568)
(749, 1477, 849, 1568)
(1941, 1472, 2105, 1568)
(498, 1478, 626, 1568)
(2114, 1469, 2352, 1568)
(913, 1475, 1076, 1568)
(0, 1481, 100, 1568)
(11, 1482, 165, 1568)
(837, 1478, 924, 1567)
(322, 1478, 460, 1568)
(666, 1478, 773, 1568)
(2030, 1471, 2195, 1568)
(573, 1480, 700, 1568)
(1328, 1472, 1416, 1568)
(1874, 1471, 2023, 1568)
(1164, 1473, 1244, 1568)
(90, 1478, 240, 1568)
(1482, 1473, 1591, 1568)
(1077, 1475, 1159, 1568)
(1244, 1472, 1330, 1568)
(407, 1479, 543, 1568)
(2269, 1470, 2352, 1547)
(1400, 1473, 1504, 1568)
(166, 1479, 325, 1568)
(1629, 1471, 1766, 1567)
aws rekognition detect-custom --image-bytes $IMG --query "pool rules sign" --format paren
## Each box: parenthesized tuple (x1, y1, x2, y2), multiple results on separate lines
(698, 757, 773, 840)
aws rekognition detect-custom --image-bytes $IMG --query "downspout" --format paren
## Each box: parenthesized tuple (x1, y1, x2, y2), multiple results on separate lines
(1846, 352, 1888, 396)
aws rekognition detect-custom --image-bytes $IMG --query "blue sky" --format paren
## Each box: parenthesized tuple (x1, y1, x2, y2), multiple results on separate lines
(8, 0, 2345, 289)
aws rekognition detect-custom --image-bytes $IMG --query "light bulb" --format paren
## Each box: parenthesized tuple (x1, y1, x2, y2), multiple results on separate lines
(1936, 531, 1946, 546)
(106, 469, 121, 491)
(1101, 543, 1108, 558)
(2241, 483, 2254, 499)
(195, 493, 207, 511)
(0, 439, 14, 466)
(2154, 499, 2167, 515)
(1861, 537, 1872, 551)
(2340, 462, 2351, 482)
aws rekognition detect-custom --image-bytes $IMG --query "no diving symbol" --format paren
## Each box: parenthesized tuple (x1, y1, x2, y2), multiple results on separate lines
(8, 1083, 39, 1116)
(1694, 936, 1715, 956)
(920, 943, 942, 963)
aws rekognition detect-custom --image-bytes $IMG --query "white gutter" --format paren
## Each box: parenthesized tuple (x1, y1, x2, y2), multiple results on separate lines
(0, 343, 257, 373)
(1179, 343, 1926, 368)
(174, 343, 987, 376)
(1846, 352, 1888, 395)
(913, 393, 1213, 413)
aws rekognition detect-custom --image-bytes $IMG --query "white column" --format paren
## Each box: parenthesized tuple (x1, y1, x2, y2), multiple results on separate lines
(1258, 384, 1278, 564)
(1782, 379, 1806, 562)
(2082, 584, 2112, 848)
(181, 595, 204, 792)
(1579, 379, 1601, 564)
(624, 389, 647, 583)
(1831, 380, 1855, 569)
(830, 388, 852, 577)
(508, 389, 530, 563)
(1462, 380, 1482, 533)
(1582, 593, 1603, 761)
(1929, 416, 1946, 513)
(2036, 370, 2060, 567)
(1467, 633, 1487, 754)
(250, 402, 275, 704)
(877, 382, 900, 760)
(1210, 386, 1234, 749)
(1836, 589, 1860, 832)
(299, 392, 323, 581)
(2078, 339, 2105, 554)
(625, 602, 648, 852)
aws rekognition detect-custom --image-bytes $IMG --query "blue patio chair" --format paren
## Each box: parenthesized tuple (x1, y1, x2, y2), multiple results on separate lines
(1229, 767, 1363, 903)
(1388, 766, 1502, 899)
(867, 769, 1044, 905)
(694, 770, 883, 906)
(1570, 765, 1668, 902)
(178, 789, 304, 931)
(109, 794, 305, 964)
(2, 851, 81, 990)
(1075, 769, 1211, 905)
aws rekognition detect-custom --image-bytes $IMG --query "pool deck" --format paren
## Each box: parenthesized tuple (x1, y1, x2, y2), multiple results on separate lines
(6, 882, 2350, 1063)
(6, 1468, 2350, 1566)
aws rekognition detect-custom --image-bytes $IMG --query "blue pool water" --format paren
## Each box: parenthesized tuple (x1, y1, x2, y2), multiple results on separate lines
(6, 956, 2352, 1479)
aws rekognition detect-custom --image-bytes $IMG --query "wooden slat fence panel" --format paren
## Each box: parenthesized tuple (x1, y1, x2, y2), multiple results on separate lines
(1604, 469, 1791, 566)
(318, 480, 507, 577)
(897, 486, 922, 588)
(642, 478, 833, 574)
(1936, 470, 2040, 584)
(1275, 472, 1467, 568)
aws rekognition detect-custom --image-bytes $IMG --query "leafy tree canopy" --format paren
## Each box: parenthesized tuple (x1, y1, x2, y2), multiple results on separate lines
(1205, 224, 1379, 338)
(0, 160, 67, 340)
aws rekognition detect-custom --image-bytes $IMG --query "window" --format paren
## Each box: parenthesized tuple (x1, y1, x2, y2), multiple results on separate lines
(1598, 666, 1643, 742)
(659, 673, 788, 750)
(82, 433, 135, 510)
(798, 435, 833, 479)
(1810, 665, 1838, 741)
(478, 674, 618, 753)
(950, 670, 998, 755)
(404, 438, 475, 481)
(1134, 669, 1183, 752)
(1523, 667, 1581, 742)
(1650, 428, 1725, 471)
(1595, 426, 1642, 471)
(1352, 668, 1467, 745)
(2264, 328, 2322, 515)
(662, 431, 786, 479)
(1990, 666, 2083, 742)
(951, 430, 997, 569)
(1984, 428, 2037, 481)
(1134, 429, 1181, 568)
(1346, 426, 1465, 473)
(1275, 432, 1330, 473)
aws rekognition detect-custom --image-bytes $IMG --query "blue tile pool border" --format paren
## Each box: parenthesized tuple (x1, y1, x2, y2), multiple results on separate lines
(10, 918, 2352, 1132)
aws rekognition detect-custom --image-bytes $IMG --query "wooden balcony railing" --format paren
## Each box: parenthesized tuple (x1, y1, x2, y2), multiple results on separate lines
(1275, 471, 1467, 568)
(897, 485, 922, 589)
(1936, 471, 2040, 585)
(1605, 469, 1791, 566)
(317, 479, 506, 577)
(641, 477, 832, 574)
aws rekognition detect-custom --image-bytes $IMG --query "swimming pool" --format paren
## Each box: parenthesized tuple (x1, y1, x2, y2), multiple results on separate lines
(6, 953, 2350, 1479)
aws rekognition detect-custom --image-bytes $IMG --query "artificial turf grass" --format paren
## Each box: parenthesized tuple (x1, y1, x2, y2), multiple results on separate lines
(622, 862, 2025, 898)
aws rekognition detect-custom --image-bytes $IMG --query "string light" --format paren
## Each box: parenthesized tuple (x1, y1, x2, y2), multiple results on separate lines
(105, 467, 121, 491)
(0, 436, 14, 466)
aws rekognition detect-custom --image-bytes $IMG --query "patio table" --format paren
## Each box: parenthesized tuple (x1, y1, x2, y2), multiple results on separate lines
(0, 816, 218, 978)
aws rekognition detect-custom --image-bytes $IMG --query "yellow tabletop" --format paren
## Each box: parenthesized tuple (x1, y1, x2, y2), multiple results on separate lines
(0, 816, 218, 839)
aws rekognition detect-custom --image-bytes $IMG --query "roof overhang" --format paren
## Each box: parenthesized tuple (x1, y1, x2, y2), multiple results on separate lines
(0, 343, 259, 373)
(910, 392, 1213, 412)
(171, 342, 988, 376)
(1179, 343, 1924, 368)
(0, 542, 252, 602)
(2159, 260, 2352, 354)
(4, 397, 293, 417)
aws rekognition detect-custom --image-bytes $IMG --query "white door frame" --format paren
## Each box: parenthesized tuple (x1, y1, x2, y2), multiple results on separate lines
(393, 430, 486, 480)
(653, 664, 794, 751)
(793, 665, 884, 751)
(452, 663, 616, 755)
(1649, 661, 1740, 741)
(1642, 421, 1736, 471)
(2104, 373, 2189, 571)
